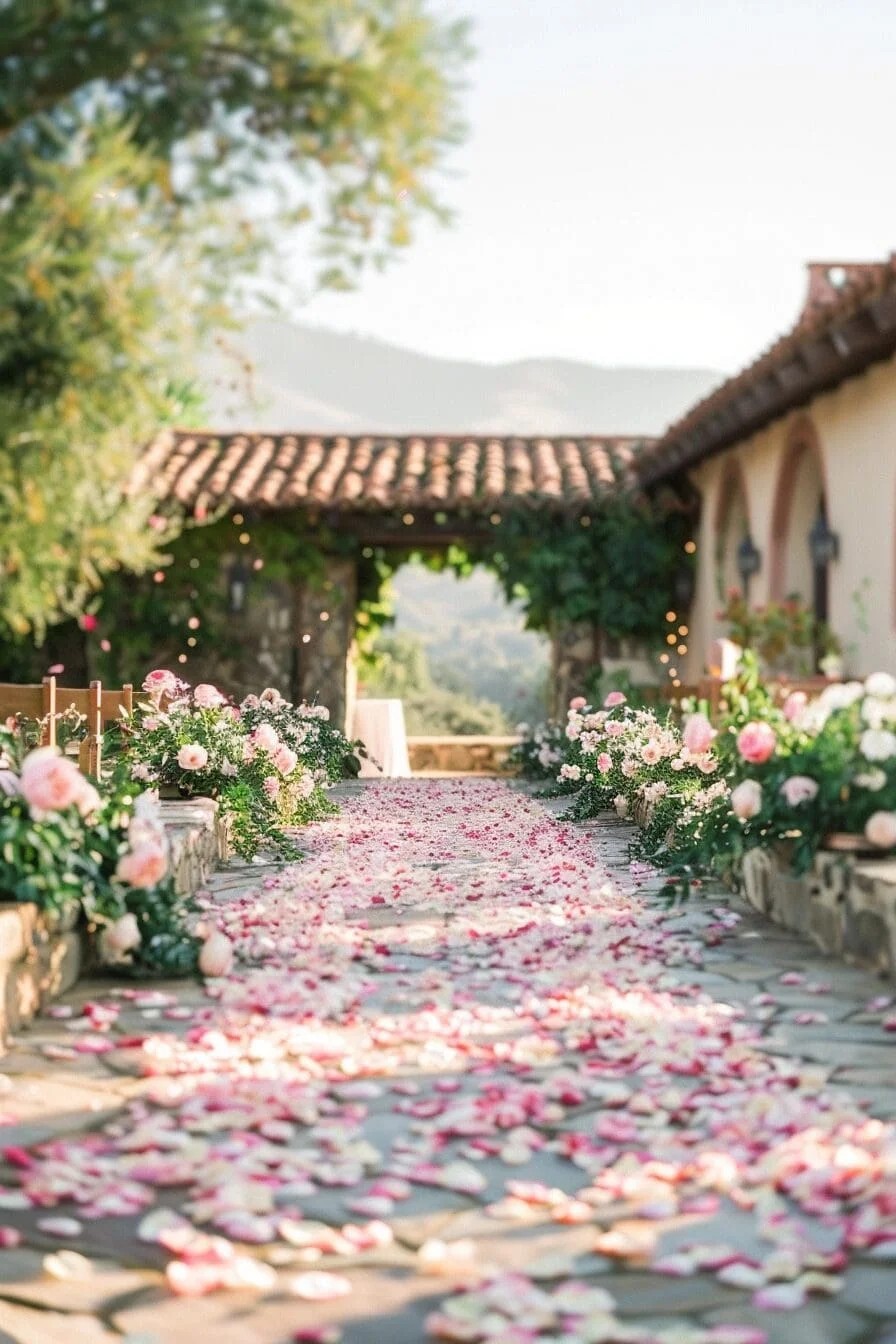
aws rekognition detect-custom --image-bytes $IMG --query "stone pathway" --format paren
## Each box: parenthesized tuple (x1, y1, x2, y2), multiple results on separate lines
(1, 779, 895, 1344)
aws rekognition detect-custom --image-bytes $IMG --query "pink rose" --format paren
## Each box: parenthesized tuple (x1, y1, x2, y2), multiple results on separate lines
(641, 742, 661, 765)
(143, 669, 179, 701)
(251, 723, 279, 753)
(683, 713, 716, 755)
(193, 684, 225, 709)
(104, 912, 142, 954)
(780, 775, 819, 806)
(604, 691, 627, 708)
(605, 721, 625, 737)
(260, 687, 285, 708)
(736, 721, 777, 764)
(263, 776, 281, 799)
(782, 690, 808, 723)
(116, 843, 168, 888)
(19, 748, 84, 816)
(273, 744, 298, 776)
(569, 696, 587, 711)
(74, 780, 102, 819)
(865, 811, 896, 849)
(199, 931, 234, 978)
(731, 779, 763, 820)
(177, 744, 208, 771)
(597, 752, 612, 774)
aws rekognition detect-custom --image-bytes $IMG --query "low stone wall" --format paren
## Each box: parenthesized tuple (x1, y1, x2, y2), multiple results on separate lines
(0, 797, 232, 1045)
(741, 846, 896, 979)
(408, 735, 520, 775)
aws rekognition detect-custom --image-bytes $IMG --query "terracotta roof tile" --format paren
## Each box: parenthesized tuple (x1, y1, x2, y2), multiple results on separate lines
(139, 433, 651, 518)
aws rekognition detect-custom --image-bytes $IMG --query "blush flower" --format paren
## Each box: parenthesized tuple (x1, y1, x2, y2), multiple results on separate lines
(731, 779, 763, 819)
(597, 752, 612, 774)
(177, 744, 208, 771)
(273, 745, 298, 776)
(865, 810, 896, 849)
(103, 912, 142, 954)
(19, 748, 84, 817)
(604, 691, 627, 708)
(251, 723, 280, 753)
(682, 713, 715, 754)
(193, 684, 226, 709)
(568, 696, 587, 711)
(780, 775, 819, 806)
(143, 669, 179, 701)
(641, 742, 662, 765)
(736, 721, 777, 764)
(782, 690, 808, 723)
(116, 843, 168, 888)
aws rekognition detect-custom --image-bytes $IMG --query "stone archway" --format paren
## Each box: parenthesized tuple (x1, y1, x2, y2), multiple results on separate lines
(136, 431, 652, 729)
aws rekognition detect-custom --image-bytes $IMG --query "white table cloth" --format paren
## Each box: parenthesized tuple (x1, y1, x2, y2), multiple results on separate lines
(352, 698, 412, 778)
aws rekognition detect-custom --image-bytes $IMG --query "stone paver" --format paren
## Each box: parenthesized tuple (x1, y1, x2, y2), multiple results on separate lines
(0, 778, 894, 1343)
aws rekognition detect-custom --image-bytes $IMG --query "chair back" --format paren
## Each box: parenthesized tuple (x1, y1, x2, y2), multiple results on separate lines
(0, 678, 134, 776)
(0, 679, 58, 746)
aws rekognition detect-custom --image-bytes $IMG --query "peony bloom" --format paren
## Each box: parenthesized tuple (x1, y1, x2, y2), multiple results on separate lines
(260, 687, 286, 708)
(116, 843, 168, 888)
(641, 741, 662, 765)
(569, 696, 587, 711)
(779, 775, 819, 806)
(865, 810, 896, 849)
(273, 744, 298, 776)
(193, 684, 226, 709)
(782, 690, 808, 724)
(597, 752, 612, 774)
(731, 779, 763, 820)
(199, 931, 234, 978)
(860, 729, 896, 762)
(736, 721, 777, 764)
(143, 669, 179, 702)
(19, 748, 85, 817)
(865, 672, 896, 699)
(74, 780, 102, 819)
(559, 763, 582, 782)
(177, 743, 209, 771)
(605, 720, 625, 738)
(104, 912, 142, 954)
(604, 691, 627, 708)
(683, 713, 716, 755)
(251, 723, 280, 753)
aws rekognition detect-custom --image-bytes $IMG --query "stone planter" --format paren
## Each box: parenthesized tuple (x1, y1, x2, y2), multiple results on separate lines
(0, 900, 86, 1043)
(741, 846, 896, 978)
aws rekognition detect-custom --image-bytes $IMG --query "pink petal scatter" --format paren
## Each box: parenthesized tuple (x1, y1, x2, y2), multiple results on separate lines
(2, 779, 895, 1339)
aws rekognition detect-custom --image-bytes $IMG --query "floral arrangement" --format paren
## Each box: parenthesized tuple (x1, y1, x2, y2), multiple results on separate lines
(0, 730, 200, 976)
(719, 590, 840, 675)
(550, 656, 896, 898)
(505, 720, 567, 780)
(122, 672, 355, 860)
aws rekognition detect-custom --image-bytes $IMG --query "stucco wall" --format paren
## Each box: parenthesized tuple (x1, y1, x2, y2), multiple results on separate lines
(686, 352, 896, 681)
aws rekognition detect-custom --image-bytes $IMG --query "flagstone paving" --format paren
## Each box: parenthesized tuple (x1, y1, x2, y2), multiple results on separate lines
(1, 779, 895, 1344)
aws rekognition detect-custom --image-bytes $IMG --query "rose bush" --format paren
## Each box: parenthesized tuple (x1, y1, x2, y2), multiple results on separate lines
(532, 653, 896, 898)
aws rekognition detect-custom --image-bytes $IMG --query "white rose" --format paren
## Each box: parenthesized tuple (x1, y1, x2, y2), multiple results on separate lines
(779, 775, 819, 806)
(865, 672, 896, 699)
(860, 729, 896, 761)
(855, 768, 887, 791)
(731, 779, 763, 820)
(819, 681, 865, 713)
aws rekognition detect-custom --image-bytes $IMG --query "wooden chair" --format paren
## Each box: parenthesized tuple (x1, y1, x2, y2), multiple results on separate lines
(0, 679, 134, 777)
(0, 678, 59, 746)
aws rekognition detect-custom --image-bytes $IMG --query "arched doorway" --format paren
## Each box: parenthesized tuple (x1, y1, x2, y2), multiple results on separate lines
(714, 461, 751, 601)
(771, 419, 831, 661)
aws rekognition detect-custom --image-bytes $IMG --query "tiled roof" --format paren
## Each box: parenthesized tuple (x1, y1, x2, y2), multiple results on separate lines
(137, 431, 648, 516)
(639, 256, 896, 485)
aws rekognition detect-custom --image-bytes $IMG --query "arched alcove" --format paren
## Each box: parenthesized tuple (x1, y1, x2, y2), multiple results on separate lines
(771, 419, 828, 614)
(714, 459, 751, 600)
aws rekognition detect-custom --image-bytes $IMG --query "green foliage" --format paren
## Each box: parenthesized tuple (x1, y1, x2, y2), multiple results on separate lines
(0, 0, 469, 291)
(0, 123, 198, 638)
(719, 591, 840, 674)
(491, 493, 694, 645)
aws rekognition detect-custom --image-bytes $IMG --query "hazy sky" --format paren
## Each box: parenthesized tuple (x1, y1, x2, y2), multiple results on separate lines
(302, 0, 896, 373)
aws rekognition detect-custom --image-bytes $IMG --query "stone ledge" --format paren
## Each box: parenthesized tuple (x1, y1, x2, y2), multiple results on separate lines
(742, 847, 896, 979)
(0, 798, 232, 1047)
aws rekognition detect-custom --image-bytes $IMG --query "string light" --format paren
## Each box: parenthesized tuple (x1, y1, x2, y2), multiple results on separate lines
(153, 570, 165, 583)
(253, 558, 264, 571)
(659, 653, 670, 664)
(232, 513, 244, 525)
(188, 617, 200, 629)
(580, 515, 591, 528)
(402, 513, 415, 525)
(677, 643, 688, 655)
(678, 624, 689, 636)
(684, 540, 697, 554)
(666, 633, 677, 646)
(239, 532, 251, 545)
(301, 634, 311, 644)
(666, 611, 677, 622)
(320, 611, 330, 622)
(187, 637, 197, 648)
(490, 513, 502, 525)
(189, 558, 200, 569)
(177, 653, 188, 664)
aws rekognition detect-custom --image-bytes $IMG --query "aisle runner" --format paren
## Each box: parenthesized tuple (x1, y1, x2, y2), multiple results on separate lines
(2, 779, 895, 1344)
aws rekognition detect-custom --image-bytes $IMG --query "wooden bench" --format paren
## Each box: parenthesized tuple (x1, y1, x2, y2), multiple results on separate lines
(0, 678, 134, 777)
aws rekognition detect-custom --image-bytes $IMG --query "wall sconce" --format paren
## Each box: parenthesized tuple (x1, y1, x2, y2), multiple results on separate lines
(227, 555, 250, 615)
(808, 509, 840, 568)
(736, 534, 762, 589)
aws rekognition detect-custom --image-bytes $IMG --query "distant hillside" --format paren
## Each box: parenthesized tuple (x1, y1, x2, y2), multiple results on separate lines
(199, 319, 721, 436)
